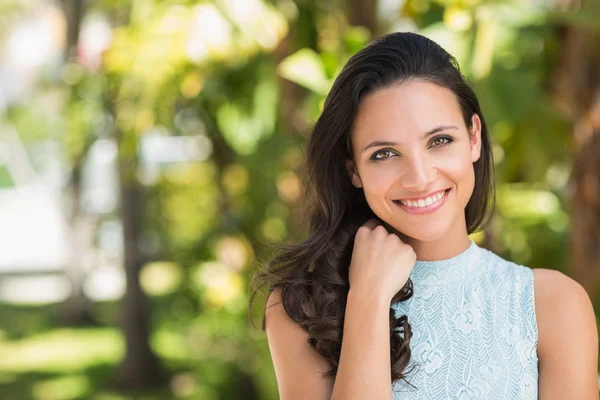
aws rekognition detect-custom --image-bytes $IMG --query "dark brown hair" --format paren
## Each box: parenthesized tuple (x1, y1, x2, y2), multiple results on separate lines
(249, 32, 495, 386)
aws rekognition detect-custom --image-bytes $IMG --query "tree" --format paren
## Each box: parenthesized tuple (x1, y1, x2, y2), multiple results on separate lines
(551, 1, 600, 305)
(57, 0, 98, 327)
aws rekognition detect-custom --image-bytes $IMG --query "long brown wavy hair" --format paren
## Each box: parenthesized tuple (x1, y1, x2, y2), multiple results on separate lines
(248, 32, 496, 387)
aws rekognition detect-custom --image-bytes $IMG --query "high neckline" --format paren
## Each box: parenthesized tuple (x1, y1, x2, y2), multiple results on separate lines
(409, 239, 484, 286)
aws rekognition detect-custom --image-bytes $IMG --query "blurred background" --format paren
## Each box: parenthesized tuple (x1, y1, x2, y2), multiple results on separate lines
(0, 0, 599, 399)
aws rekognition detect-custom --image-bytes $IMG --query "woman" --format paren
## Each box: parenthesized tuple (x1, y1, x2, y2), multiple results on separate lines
(248, 32, 598, 399)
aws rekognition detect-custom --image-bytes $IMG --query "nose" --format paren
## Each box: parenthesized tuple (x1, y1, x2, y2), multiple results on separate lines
(400, 154, 436, 192)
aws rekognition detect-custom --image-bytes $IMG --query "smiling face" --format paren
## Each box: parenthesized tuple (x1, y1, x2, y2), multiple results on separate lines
(346, 79, 482, 247)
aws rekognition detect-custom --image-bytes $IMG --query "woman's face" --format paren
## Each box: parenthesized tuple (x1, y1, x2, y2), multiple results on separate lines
(346, 79, 482, 243)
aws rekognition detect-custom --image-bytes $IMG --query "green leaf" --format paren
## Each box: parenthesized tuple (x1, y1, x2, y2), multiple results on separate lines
(277, 48, 330, 94)
(344, 26, 371, 55)
(497, 184, 561, 222)
(420, 22, 472, 75)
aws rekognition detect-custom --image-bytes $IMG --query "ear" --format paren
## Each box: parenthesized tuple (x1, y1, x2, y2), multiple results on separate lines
(469, 114, 482, 163)
(345, 158, 363, 188)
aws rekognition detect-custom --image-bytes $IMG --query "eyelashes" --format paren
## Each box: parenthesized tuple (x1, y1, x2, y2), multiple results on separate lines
(371, 149, 397, 160)
(431, 136, 453, 147)
(370, 135, 454, 161)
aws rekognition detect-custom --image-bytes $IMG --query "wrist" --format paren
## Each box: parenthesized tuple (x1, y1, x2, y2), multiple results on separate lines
(348, 286, 392, 308)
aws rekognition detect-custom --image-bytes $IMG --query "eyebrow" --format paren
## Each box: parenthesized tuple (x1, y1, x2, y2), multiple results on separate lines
(361, 125, 459, 153)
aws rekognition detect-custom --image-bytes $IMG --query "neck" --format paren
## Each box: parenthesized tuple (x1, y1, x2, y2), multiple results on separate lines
(407, 235, 472, 261)
(383, 222, 472, 261)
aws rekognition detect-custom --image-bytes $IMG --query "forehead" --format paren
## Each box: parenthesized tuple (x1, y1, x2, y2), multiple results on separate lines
(352, 80, 463, 143)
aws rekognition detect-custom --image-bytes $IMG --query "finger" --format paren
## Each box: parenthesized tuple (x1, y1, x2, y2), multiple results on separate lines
(362, 218, 380, 231)
(381, 222, 405, 243)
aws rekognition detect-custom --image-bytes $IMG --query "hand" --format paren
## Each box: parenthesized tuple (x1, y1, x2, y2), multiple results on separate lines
(348, 219, 416, 302)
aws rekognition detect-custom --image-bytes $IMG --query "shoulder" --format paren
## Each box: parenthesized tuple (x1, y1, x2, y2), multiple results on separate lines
(532, 268, 595, 340)
(532, 268, 599, 397)
(532, 268, 594, 323)
(266, 287, 315, 322)
(264, 288, 318, 362)
(265, 288, 335, 399)
(265, 288, 293, 329)
(265, 288, 316, 354)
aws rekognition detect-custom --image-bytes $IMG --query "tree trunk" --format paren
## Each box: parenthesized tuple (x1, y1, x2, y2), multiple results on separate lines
(59, 187, 97, 325)
(58, 0, 96, 326)
(346, 0, 379, 36)
(115, 157, 164, 388)
(570, 132, 600, 301)
(60, 0, 84, 59)
(552, 23, 600, 304)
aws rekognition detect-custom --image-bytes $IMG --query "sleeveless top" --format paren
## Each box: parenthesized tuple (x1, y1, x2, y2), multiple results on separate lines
(391, 239, 539, 399)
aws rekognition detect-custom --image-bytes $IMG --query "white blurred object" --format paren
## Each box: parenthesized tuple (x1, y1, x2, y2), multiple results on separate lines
(0, 182, 70, 272)
(77, 13, 113, 71)
(81, 138, 119, 214)
(0, 3, 65, 105)
(0, 125, 69, 272)
(140, 129, 213, 165)
(83, 264, 125, 301)
(0, 275, 71, 304)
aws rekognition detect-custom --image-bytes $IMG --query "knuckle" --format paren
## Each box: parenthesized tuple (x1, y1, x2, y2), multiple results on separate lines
(356, 226, 369, 236)
(386, 233, 400, 243)
(374, 225, 387, 234)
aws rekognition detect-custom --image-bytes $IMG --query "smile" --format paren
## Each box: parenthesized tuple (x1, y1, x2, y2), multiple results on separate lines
(393, 189, 451, 214)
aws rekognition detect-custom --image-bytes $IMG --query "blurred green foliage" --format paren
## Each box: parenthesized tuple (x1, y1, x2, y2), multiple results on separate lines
(0, 0, 599, 398)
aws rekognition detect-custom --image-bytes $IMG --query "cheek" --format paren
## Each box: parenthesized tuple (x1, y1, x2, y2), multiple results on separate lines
(361, 165, 397, 196)
(443, 156, 476, 204)
(442, 157, 473, 182)
(435, 143, 474, 180)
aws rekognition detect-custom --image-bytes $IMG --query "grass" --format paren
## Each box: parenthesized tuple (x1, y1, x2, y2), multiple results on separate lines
(0, 262, 277, 400)
(0, 297, 204, 400)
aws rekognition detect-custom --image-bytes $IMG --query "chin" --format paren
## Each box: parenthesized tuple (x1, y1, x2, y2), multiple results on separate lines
(389, 221, 450, 243)
(404, 230, 446, 242)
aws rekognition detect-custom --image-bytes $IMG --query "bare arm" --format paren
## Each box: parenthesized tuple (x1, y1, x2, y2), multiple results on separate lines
(534, 268, 599, 399)
(266, 222, 413, 399)
(265, 288, 334, 400)
(265, 287, 394, 400)
(330, 288, 393, 400)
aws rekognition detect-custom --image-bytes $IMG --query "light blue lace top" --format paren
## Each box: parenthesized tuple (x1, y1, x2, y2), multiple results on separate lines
(391, 239, 539, 399)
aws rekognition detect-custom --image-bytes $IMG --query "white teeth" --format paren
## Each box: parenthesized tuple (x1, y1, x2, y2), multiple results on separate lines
(399, 190, 446, 208)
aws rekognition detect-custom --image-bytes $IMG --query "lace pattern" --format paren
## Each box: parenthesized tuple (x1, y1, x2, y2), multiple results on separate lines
(391, 241, 539, 399)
